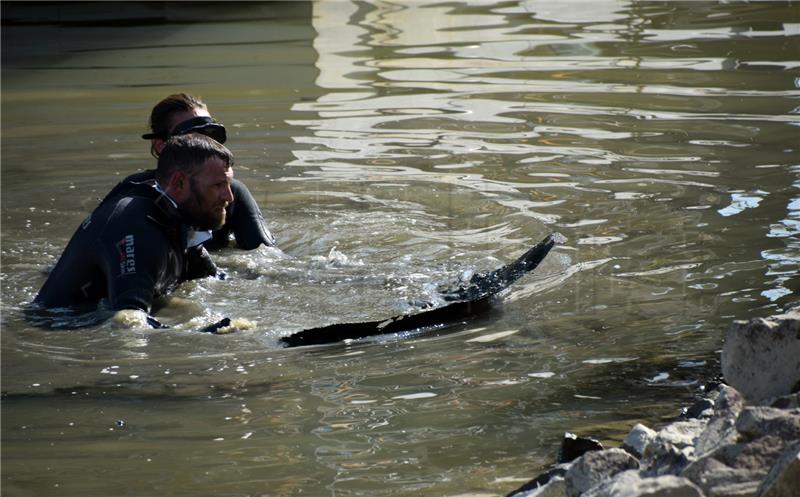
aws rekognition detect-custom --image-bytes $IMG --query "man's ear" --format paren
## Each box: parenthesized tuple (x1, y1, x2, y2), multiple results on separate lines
(166, 171, 190, 202)
(152, 139, 167, 158)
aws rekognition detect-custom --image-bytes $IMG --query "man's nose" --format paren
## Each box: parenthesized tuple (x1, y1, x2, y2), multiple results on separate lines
(222, 184, 234, 203)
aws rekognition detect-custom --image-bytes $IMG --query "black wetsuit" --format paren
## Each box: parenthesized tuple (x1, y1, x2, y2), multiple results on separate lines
(104, 170, 275, 250)
(34, 183, 217, 313)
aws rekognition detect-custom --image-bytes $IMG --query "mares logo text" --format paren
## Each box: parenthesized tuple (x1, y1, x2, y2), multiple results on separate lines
(117, 234, 136, 275)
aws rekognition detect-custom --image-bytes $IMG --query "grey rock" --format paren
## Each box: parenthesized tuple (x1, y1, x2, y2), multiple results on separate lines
(682, 456, 733, 485)
(511, 306, 800, 497)
(642, 440, 695, 476)
(715, 435, 789, 474)
(706, 384, 724, 403)
(709, 480, 761, 497)
(682, 456, 763, 495)
(769, 393, 800, 410)
(583, 470, 704, 497)
(721, 309, 800, 404)
(755, 442, 800, 497)
(735, 407, 800, 442)
(716, 385, 748, 415)
(623, 424, 657, 459)
(696, 386, 746, 458)
(656, 419, 708, 449)
(565, 449, 640, 497)
(696, 417, 740, 460)
(582, 470, 639, 497)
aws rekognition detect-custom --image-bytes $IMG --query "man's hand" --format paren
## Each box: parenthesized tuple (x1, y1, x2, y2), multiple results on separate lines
(112, 309, 168, 329)
(198, 317, 232, 333)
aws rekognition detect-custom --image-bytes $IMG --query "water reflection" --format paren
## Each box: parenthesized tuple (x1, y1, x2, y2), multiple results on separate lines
(298, 0, 799, 321)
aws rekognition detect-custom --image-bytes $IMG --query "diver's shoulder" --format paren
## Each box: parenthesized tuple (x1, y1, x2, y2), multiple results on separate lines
(97, 188, 162, 223)
(121, 169, 157, 185)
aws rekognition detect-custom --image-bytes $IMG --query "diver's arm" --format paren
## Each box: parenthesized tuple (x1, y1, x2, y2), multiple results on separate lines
(102, 230, 227, 330)
(227, 179, 277, 249)
(100, 227, 166, 315)
(103, 240, 173, 329)
(184, 244, 219, 280)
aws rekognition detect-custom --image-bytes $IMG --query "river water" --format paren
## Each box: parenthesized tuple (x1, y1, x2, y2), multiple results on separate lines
(2, 2, 798, 496)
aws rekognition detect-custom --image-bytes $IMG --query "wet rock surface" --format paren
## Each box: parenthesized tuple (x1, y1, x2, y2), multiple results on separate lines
(565, 449, 640, 497)
(721, 307, 800, 404)
(507, 306, 800, 497)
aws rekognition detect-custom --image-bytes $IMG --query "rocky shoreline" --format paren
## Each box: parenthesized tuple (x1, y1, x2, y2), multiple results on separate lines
(507, 306, 800, 497)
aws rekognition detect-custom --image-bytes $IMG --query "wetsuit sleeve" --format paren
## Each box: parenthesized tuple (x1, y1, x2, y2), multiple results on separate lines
(227, 179, 277, 249)
(99, 227, 170, 313)
(184, 245, 218, 280)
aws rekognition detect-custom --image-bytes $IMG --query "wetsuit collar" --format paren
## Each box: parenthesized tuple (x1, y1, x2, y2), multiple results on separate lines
(153, 182, 212, 249)
(186, 230, 212, 248)
(153, 181, 178, 208)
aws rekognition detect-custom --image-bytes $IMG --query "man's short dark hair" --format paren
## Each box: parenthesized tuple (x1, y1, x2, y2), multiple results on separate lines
(148, 93, 206, 140)
(155, 134, 234, 185)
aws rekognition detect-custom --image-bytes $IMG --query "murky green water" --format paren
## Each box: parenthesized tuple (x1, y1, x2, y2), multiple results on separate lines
(2, 2, 799, 496)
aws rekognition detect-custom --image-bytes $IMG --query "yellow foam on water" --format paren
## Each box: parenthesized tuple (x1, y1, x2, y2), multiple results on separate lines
(214, 318, 257, 334)
(465, 329, 519, 343)
(112, 309, 149, 328)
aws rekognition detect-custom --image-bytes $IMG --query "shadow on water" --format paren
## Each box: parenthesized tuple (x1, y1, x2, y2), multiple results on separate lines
(1, 376, 277, 402)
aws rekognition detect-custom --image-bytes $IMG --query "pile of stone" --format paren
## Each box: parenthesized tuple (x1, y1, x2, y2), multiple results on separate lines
(507, 306, 800, 497)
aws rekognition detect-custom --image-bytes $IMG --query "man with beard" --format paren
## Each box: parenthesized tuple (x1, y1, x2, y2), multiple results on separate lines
(105, 93, 276, 251)
(34, 135, 234, 319)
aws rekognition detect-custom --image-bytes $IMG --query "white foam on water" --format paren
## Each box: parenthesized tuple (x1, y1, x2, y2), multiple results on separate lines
(582, 357, 638, 364)
(391, 392, 437, 400)
(466, 329, 519, 343)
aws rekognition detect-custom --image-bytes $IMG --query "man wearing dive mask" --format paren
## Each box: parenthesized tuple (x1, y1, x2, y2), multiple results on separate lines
(143, 115, 227, 144)
(34, 135, 234, 315)
(101, 93, 276, 251)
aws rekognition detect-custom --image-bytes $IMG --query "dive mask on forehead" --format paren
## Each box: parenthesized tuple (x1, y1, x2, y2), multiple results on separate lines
(142, 116, 227, 144)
